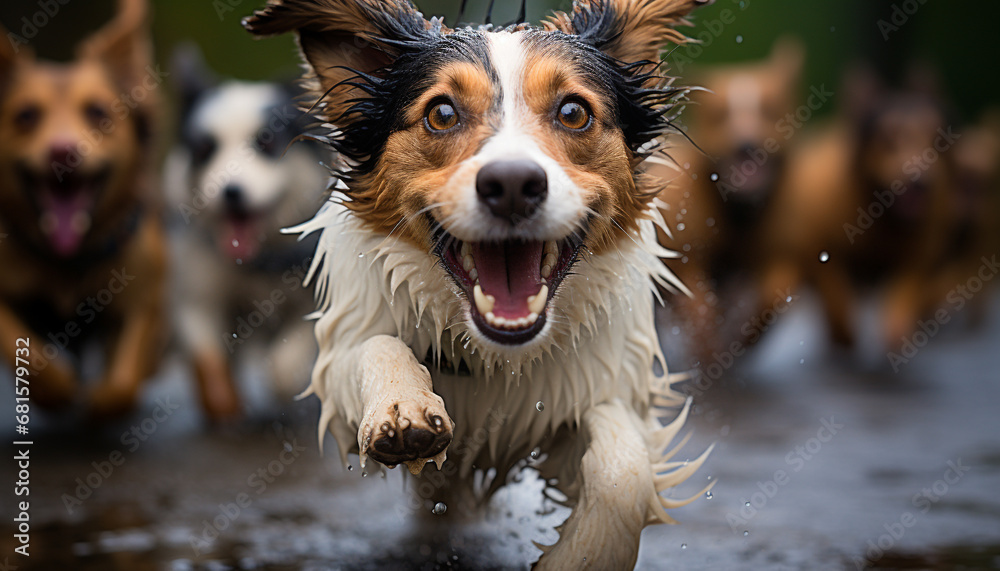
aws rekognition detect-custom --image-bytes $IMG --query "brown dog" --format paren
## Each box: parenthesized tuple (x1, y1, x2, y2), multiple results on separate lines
(761, 69, 958, 356)
(0, 0, 167, 417)
(652, 39, 804, 368)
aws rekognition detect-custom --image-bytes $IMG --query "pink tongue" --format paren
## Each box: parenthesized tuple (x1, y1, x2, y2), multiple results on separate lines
(40, 191, 90, 257)
(472, 241, 543, 319)
(220, 218, 260, 261)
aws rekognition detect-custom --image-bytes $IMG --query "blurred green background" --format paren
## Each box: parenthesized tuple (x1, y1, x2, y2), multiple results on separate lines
(2, 0, 997, 122)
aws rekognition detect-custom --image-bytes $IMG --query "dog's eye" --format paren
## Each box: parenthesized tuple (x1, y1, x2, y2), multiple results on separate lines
(557, 99, 591, 131)
(255, 132, 280, 158)
(13, 105, 41, 132)
(189, 134, 217, 166)
(84, 102, 109, 126)
(426, 101, 459, 132)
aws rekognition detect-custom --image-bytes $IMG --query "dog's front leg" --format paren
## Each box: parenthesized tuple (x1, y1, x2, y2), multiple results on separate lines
(89, 295, 165, 418)
(536, 400, 680, 571)
(354, 335, 454, 475)
(0, 302, 77, 408)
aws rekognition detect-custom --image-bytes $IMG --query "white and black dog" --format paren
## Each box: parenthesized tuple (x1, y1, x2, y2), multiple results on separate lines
(245, 0, 713, 567)
(165, 44, 329, 420)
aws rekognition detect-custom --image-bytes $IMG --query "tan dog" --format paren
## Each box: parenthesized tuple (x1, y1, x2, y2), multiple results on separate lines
(652, 39, 804, 367)
(245, 0, 713, 567)
(761, 70, 958, 355)
(0, 0, 166, 417)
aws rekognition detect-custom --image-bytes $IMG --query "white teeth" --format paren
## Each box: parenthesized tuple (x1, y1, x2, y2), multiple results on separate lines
(463, 255, 475, 272)
(468, 268, 478, 281)
(541, 265, 552, 279)
(527, 284, 548, 315)
(461, 242, 472, 258)
(473, 284, 495, 315)
(483, 310, 540, 331)
(544, 241, 559, 256)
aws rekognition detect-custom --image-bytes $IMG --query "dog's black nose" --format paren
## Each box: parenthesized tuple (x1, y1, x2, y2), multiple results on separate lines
(476, 159, 548, 222)
(223, 185, 244, 209)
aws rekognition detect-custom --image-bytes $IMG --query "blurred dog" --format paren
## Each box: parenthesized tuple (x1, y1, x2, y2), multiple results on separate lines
(245, 0, 713, 566)
(164, 45, 327, 420)
(0, 0, 166, 417)
(764, 68, 957, 353)
(653, 39, 804, 367)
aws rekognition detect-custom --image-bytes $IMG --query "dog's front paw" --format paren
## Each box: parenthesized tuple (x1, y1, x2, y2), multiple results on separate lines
(359, 393, 454, 475)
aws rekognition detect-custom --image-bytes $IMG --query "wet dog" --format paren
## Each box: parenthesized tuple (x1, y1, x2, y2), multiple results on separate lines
(0, 0, 166, 417)
(652, 39, 804, 368)
(164, 44, 327, 420)
(244, 0, 713, 567)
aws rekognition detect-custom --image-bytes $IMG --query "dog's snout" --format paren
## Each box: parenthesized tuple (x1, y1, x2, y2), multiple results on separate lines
(223, 185, 245, 209)
(48, 140, 77, 166)
(476, 159, 548, 222)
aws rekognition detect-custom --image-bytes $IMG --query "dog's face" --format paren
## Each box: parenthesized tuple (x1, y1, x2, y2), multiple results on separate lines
(0, 0, 153, 258)
(246, 0, 707, 348)
(177, 79, 314, 261)
(858, 95, 950, 219)
(692, 39, 802, 200)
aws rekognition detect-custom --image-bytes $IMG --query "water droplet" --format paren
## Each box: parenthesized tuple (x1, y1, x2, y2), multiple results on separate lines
(676, 223, 686, 231)
(745, 501, 751, 507)
(800, 359, 805, 364)
(706, 217, 716, 227)
(681, 543, 687, 550)
(232, 333, 237, 338)
(347, 464, 353, 471)
(432, 502, 447, 515)
(743, 530, 749, 537)
(671, 326, 681, 335)
(530, 447, 540, 459)
(819, 251, 830, 263)
(535, 401, 545, 412)
(786, 296, 793, 303)
(232, 239, 239, 247)
(358, 253, 364, 258)
(705, 491, 714, 499)
(235, 258, 243, 265)
(830, 26, 836, 32)
(283, 441, 293, 452)
(709, 172, 720, 182)
(736, 35, 744, 44)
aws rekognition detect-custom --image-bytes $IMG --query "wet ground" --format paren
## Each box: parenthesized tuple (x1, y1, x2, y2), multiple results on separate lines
(2, 293, 1000, 570)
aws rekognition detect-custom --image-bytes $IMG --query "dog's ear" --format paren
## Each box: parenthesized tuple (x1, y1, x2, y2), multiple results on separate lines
(546, 0, 712, 65)
(171, 42, 218, 123)
(77, 0, 153, 87)
(243, 0, 433, 123)
(0, 21, 33, 85)
(769, 36, 804, 88)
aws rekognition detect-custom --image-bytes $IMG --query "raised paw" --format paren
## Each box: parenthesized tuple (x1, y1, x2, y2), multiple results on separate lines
(359, 395, 454, 474)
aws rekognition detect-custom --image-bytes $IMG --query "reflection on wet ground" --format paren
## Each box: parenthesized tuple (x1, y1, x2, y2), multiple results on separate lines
(2, 295, 999, 570)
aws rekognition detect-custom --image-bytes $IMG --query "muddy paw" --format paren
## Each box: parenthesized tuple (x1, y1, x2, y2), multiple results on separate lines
(359, 396, 454, 474)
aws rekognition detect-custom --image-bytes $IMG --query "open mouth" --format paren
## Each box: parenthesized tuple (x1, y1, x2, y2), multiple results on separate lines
(436, 230, 583, 345)
(218, 209, 262, 262)
(20, 165, 109, 257)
